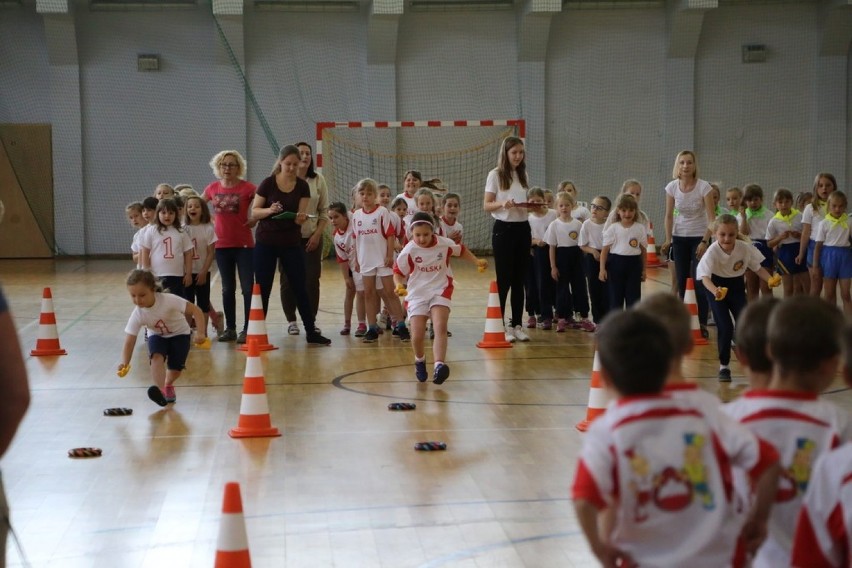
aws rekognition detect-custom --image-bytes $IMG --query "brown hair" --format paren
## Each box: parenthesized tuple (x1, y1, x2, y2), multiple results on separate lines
(495, 136, 529, 191)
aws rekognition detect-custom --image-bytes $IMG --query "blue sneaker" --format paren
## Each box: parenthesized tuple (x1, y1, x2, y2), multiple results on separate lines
(433, 363, 450, 385)
(415, 360, 427, 382)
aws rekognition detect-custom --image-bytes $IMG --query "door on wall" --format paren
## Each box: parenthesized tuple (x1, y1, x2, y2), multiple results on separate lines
(0, 124, 53, 258)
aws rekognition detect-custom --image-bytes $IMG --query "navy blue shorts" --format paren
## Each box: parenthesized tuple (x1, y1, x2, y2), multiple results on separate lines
(147, 333, 191, 371)
(752, 240, 774, 269)
(777, 242, 808, 275)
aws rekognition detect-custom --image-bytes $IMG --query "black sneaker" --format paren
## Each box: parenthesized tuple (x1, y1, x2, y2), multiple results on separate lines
(362, 328, 379, 343)
(236, 330, 247, 344)
(433, 363, 450, 385)
(147, 385, 168, 407)
(718, 368, 732, 382)
(395, 323, 410, 342)
(700, 326, 709, 340)
(415, 360, 428, 382)
(306, 331, 331, 345)
(218, 329, 237, 342)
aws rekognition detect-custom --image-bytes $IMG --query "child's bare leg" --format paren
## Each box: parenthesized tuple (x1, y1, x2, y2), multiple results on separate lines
(150, 354, 167, 390)
(378, 275, 404, 321)
(759, 279, 772, 298)
(793, 272, 809, 295)
(430, 306, 450, 363)
(824, 278, 837, 305)
(343, 286, 355, 325)
(840, 279, 852, 314)
(355, 290, 366, 323)
(668, 261, 677, 294)
(745, 271, 758, 302)
(810, 267, 824, 297)
(410, 315, 428, 359)
(782, 275, 794, 298)
(362, 276, 379, 326)
(165, 368, 182, 387)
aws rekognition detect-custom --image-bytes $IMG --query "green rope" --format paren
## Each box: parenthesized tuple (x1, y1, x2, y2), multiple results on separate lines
(211, 12, 279, 156)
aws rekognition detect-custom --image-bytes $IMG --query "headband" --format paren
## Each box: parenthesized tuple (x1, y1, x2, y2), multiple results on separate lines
(410, 219, 434, 229)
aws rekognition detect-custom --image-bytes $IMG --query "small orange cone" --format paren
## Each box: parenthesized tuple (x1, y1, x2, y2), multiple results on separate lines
(684, 278, 709, 346)
(30, 287, 67, 356)
(646, 222, 665, 268)
(237, 284, 277, 352)
(476, 281, 512, 349)
(576, 350, 610, 432)
(229, 340, 281, 438)
(214, 482, 252, 568)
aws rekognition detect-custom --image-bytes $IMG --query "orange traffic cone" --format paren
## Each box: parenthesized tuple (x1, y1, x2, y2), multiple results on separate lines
(30, 287, 67, 356)
(476, 281, 512, 349)
(646, 222, 665, 268)
(214, 482, 252, 568)
(576, 350, 610, 432)
(684, 278, 709, 346)
(229, 340, 281, 438)
(237, 284, 277, 352)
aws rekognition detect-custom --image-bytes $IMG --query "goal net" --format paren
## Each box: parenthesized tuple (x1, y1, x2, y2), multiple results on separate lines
(317, 120, 524, 254)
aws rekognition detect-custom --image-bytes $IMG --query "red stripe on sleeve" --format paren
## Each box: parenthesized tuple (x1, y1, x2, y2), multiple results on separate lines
(571, 460, 607, 510)
(747, 438, 780, 483)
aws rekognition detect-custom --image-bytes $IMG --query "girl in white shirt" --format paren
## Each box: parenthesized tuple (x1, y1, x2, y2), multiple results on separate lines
(766, 188, 808, 297)
(697, 215, 781, 381)
(140, 198, 194, 299)
(526, 188, 557, 329)
(600, 194, 647, 311)
(813, 190, 852, 312)
(547, 192, 593, 332)
(796, 172, 837, 296)
(579, 195, 611, 324)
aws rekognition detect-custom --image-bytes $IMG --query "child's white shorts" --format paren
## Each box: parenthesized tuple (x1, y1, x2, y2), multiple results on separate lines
(360, 266, 394, 278)
(406, 295, 451, 317)
(352, 271, 383, 292)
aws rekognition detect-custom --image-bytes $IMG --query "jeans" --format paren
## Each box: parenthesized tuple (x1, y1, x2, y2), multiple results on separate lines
(215, 247, 254, 332)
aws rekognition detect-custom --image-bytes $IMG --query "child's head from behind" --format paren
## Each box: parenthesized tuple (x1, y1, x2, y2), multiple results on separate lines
(184, 196, 211, 225)
(827, 190, 848, 219)
(126, 269, 162, 308)
(596, 310, 672, 397)
(155, 198, 181, 232)
(154, 183, 175, 200)
(328, 201, 349, 230)
(126, 202, 144, 229)
(409, 211, 436, 247)
(635, 292, 692, 361)
(734, 297, 780, 387)
(743, 183, 764, 210)
(768, 296, 844, 391)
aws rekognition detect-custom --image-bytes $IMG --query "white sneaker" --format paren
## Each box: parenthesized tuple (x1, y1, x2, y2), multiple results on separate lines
(513, 325, 530, 342)
(504, 324, 517, 343)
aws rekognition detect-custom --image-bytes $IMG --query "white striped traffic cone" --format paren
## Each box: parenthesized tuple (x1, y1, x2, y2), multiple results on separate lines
(646, 222, 666, 268)
(476, 280, 513, 349)
(214, 482, 252, 568)
(576, 350, 610, 432)
(30, 287, 67, 356)
(229, 340, 281, 438)
(237, 283, 277, 352)
(684, 278, 709, 346)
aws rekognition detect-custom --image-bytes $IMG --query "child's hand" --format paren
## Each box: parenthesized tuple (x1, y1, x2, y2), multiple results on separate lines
(767, 274, 782, 288)
(195, 272, 208, 285)
(344, 277, 355, 292)
(592, 251, 601, 261)
(551, 267, 559, 281)
(195, 336, 211, 349)
(395, 284, 407, 297)
(714, 287, 728, 301)
(599, 270, 607, 282)
(183, 273, 192, 287)
(795, 253, 803, 265)
(117, 363, 131, 378)
(477, 259, 488, 273)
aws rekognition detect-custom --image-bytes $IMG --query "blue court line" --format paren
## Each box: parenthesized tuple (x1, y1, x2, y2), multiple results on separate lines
(417, 531, 580, 568)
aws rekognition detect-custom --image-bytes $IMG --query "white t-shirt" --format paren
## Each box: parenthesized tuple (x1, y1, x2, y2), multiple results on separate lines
(814, 215, 852, 247)
(723, 390, 851, 568)
(394, 192, 417, 212)
(766, 210, 803, 245)
(124, 292, 191, 338)
(579, 219, 605, 251)
(439, 216, 463, 244)
(696, 240, 765, 280)
(572, 394, 776, 568)
(543, 217, 582, 248)
(743, 207, 771, 241)
(801, 201, 827, 228)
(485, 169, 528, 223)
(602, 222, 647, 256)
(333, 218, 356, 271)
(140, 226, 194, 278)
(791, 442, 852, 567)
(666, 178, 713, 237)
(352, 205, 395, 273)
(394, 235, 463, 303)
(184, 223, 218, 274)
(528, 210, 558, 242)
(571, 205, 591, 223)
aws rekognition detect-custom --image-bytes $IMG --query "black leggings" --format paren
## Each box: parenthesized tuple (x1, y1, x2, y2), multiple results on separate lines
(704, 275, 747, 366)
(492, 220, 531, 327)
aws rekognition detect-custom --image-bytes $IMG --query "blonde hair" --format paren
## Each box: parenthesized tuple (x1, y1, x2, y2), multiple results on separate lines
(671, 150, 698, 180)
(209, 150, 248, 180)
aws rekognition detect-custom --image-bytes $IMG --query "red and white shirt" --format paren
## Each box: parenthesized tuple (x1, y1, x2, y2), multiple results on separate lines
(723, 390, 852, 568)
(791, 442, 852, 567)
(572, 394, 778, 568)
(140, 226, 193, 278)
(124, 292, 191, 338)
(394, 235, 463, 302)
(439, 216, 463, 244)
(352, 205, 395, 273)
(333, 217, 356, 272)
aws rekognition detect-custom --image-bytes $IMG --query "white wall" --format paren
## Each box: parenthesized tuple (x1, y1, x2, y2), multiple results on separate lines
(1, 0, 849, 254)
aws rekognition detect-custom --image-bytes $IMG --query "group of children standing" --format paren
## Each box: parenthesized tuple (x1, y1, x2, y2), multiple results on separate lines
(573, 292, 852, 567)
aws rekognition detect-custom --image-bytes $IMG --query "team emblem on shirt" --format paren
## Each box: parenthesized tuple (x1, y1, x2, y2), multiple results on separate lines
(569, 231, 579, 240)
(436, 252, 443, 261)
(414, 256, 422, 264)
(733, 260, 744, 271)
(629, 238, 639, 248)
(623, 432, 716, 523)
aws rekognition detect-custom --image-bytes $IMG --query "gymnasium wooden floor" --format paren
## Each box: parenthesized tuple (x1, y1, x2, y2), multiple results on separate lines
(2, 258, 850, 567)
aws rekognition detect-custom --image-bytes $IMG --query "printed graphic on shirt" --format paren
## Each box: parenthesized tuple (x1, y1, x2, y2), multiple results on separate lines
(778, 438, 817, 502)
(733, 260, 744, 271)
(212, 193, 240, 214)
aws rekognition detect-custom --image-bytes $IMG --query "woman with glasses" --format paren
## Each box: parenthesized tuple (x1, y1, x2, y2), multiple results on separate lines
(202, 150, 256, 343)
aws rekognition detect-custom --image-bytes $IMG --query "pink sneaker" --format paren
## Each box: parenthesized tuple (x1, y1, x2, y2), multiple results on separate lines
(541, 319, 552, 330)
(578, 319, 596, 333)
(526, 316, 537, 328)
(566, 318, 582, 330)
(556, 318, 567, 333)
